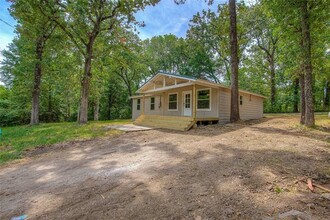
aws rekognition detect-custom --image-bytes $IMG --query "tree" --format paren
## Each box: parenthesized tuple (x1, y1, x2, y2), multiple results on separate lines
(300, 0, 314, 126)
(187, 9, 228, 82)
(187, 3, 249, 84)
(229, 0, 240, 122)
(9, 0, 57, 125)
(42, 0, 159, 124)
(142, 35, 188, 76)
(0, 37, 36, 125)
(248, 3, 279, 111)
(2, 0, 329, 127)
(264, 0, 330, 125)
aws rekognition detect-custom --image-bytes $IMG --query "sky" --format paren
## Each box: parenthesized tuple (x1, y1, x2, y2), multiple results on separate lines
(135, 0, 220, 39)
(0, 0, 16, 61)
(0, 0, 224, 60)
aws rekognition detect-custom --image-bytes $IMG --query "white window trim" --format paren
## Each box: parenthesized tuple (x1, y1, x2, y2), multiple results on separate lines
(150, 97, 155, 110)
(182, 90, 192, 116)
(197, 88, 212, 111)
(136, 99, 141, 111)
(168, 92, 178, 111)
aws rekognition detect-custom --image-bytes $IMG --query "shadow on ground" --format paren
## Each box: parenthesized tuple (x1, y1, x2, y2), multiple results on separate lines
(0, 116, 329, 219)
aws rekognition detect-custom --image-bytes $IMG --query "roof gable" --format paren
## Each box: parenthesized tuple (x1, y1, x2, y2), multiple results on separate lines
(136, 72, 266, 99)
(137, 72, 196, 93)
(158, 71, 196, 80)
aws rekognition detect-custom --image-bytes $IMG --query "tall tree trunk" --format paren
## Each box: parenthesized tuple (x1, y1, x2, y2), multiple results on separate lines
(30, 37, 44, 125)
(78, 38, 95, 124)
(94, 99, 99, 121)
(324, 80, 330, 111)
(67, 102, 71, 121)
(270, 59, 276, 112)
(126, 81, 133, 112)
(301, 0, 314, 127)
(77, 104, 80, 122)
(293, 77, 299, 113)
(299, 73, 306, 124)
(48, 85, 52, 122)
(107, 82, 113, 120)
(229, 0, 240, 122)
(128, 87, 133, 112)
(79, 72, 91, 124)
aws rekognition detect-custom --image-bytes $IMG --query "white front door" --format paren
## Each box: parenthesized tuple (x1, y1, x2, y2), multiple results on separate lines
(182, 91, 192, 116)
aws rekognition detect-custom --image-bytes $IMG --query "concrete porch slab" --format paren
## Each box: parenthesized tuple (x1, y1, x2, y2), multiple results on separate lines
(106, 124, 153, 132)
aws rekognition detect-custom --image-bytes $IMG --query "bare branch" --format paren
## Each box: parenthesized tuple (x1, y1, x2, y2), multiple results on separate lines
(100, 1, 122, 22)
(256, 38, 272, 59)
(38, 1, 87, 57)
(43, 22, 57, 43)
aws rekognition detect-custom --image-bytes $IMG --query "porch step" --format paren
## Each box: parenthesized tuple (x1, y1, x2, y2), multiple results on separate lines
(134, 115, 195, 131)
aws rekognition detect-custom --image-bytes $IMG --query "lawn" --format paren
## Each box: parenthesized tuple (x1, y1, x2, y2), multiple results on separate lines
(264, 112, 329, 129)
(0, 119, 130, 163)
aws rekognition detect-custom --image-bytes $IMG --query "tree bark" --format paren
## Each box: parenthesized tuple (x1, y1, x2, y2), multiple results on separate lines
(30, 37, 44, 125)
(229, 0, 240, 122)
(79, 73, 91, 123)
(48, 85, 52, 122)
(299, 73, 306, 124)
(293, 77, 299, 113)
(93, 99, 99, 121)
(67, 102, 71, 121)
(78, 37, 95, 124)
(324, 80, 330, 111)
(107, 83, 114, 120)
(108, 93, 112, 120)
(270, 58, 276, 112)
(301, 0, 315, 127)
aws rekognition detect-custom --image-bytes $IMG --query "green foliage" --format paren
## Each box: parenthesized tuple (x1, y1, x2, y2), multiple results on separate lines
(142, 35, 188, 75)
(0, 120, 129, 163)
(187, 2, 250, 83)
(1, 0, 329, 128)
(274, 186, 283, 194)
(263, 0, 330, 113)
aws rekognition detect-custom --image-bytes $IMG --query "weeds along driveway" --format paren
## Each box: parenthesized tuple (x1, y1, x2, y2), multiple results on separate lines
(0, 116, 329, 219)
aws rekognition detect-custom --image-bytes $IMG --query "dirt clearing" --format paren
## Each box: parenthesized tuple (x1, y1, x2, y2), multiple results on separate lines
(1, 116, 330, 219)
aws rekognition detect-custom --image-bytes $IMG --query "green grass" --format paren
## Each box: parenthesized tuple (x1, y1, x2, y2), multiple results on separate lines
(265, 113, 329, 127)
(0, 119, 130, 163)
(314, 114, 330, 127)
(264, 112, 329, 118)
(274, 186, 283, 194)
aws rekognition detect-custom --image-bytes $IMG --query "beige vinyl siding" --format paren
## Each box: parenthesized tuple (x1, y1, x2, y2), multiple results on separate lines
(133, 84, 263, 122)
(195, 85, 218, 118)
(218, 88, 263, 123)
(163, 86, 192, 117)
(132, 99, 141, 120)
(218, 88, 231, 123)
(239, 94, 263, 120)
(132, 85, 219, 118)
(161, 86, 218, 117)
(143, 96, 162, 116)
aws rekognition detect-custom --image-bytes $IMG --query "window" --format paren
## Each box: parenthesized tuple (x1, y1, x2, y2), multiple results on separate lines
(240, 96, 243, 105)
(150, 97, 155, 110)
(137, 99, 141, 110)
(184, 93, 191, 108)
(197, 89, 211, 110)
(168, 93, 178, 110)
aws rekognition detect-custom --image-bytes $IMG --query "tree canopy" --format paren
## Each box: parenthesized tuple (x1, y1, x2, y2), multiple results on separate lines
(0, 0, 329, 127)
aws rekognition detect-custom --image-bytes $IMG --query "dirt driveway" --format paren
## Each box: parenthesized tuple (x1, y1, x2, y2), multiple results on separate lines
(1, 116, 330, 219)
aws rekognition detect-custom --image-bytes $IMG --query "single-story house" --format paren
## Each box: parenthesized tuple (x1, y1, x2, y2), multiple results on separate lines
(131, 72, 266, 131)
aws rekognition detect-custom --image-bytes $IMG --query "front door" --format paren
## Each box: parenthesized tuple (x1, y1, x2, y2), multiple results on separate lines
(182, 91, 192, 116)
